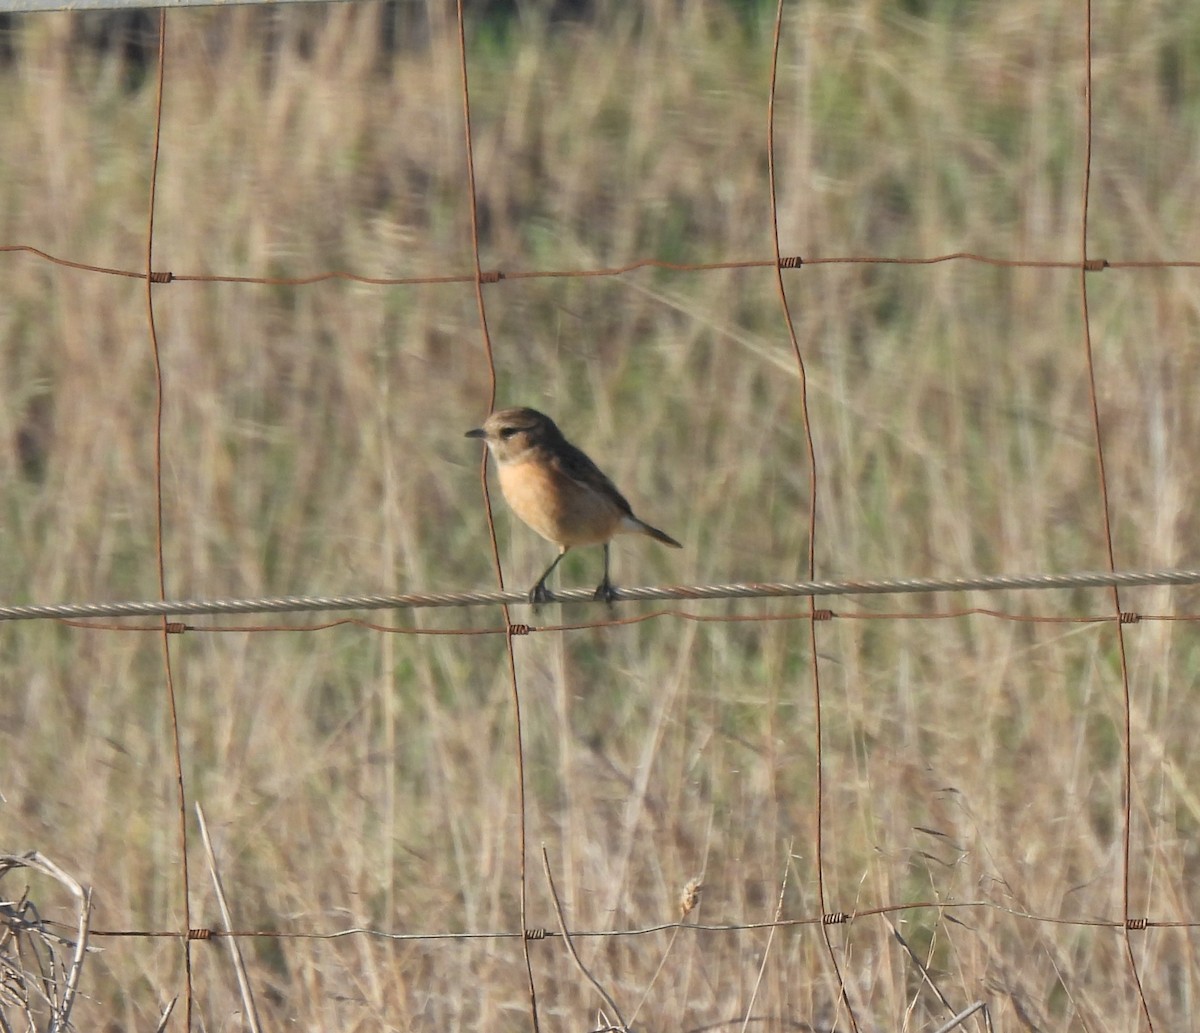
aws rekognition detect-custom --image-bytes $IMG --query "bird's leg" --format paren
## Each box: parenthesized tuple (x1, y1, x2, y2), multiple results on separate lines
(530, 549, 567, 605)
(593, 543, 617, 603)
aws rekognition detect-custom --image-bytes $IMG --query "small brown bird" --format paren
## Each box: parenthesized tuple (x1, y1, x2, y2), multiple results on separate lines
(466, 407, 682, 603)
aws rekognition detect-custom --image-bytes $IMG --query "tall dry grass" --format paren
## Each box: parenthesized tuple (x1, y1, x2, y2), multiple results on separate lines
(3, 1, 1200, 1029)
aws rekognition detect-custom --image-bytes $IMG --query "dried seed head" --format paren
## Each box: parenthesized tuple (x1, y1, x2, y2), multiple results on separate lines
(679, 876, 703, 919)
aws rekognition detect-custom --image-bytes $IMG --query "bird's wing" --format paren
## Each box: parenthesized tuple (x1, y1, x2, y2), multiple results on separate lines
(550, 441, 634, 516)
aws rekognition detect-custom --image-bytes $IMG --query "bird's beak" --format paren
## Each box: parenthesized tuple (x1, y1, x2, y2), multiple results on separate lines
(465, 427, 487, 440)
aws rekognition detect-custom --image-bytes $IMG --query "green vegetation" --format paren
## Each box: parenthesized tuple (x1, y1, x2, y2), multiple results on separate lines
(3, 1, 1200, 1028)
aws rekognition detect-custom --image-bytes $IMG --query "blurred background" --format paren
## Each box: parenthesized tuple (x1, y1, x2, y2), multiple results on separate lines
(2, 0, 1200, 1028)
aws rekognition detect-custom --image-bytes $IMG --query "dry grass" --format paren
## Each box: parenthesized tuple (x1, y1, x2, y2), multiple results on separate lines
(3, 0, 1200, 1029)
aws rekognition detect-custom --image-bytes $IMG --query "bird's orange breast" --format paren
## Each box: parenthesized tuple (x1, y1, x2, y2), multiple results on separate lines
(497, 457, 623, 547)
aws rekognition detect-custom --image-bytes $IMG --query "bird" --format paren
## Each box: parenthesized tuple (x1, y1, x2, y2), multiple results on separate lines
(466, 407, 682, 603)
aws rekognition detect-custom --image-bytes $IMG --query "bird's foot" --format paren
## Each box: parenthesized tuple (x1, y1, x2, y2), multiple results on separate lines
(529, 580, 553, 606)
(593, 577, 617, 604)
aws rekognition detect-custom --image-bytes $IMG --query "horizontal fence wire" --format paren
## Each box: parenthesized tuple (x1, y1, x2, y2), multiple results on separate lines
(4, 243, 1200, 287)
(1, 0, 352, 11)
(0, 566, 1197, 622)
(79, 892, 1196, 944)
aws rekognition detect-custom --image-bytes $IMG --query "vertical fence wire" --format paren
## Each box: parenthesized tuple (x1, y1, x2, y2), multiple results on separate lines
(1073, 2, 1154, 1026)
(141, 9, 195, 1027)
(453, 2, 541, 1030)
(764, 2, 859, 1029)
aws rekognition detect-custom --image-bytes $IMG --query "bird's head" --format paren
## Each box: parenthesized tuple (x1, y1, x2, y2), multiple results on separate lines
(465, 407, 563, 462)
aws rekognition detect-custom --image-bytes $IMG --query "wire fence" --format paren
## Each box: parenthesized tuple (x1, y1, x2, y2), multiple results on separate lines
(1, 1, 1196, 1030)
(0, 565, 1197, 623)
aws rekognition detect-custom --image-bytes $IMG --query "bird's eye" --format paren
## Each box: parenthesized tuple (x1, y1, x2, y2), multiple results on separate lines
(500, 427, 519, 439)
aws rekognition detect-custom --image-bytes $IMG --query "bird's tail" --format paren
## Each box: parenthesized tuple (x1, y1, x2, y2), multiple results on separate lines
(631, 517, 683, 549)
